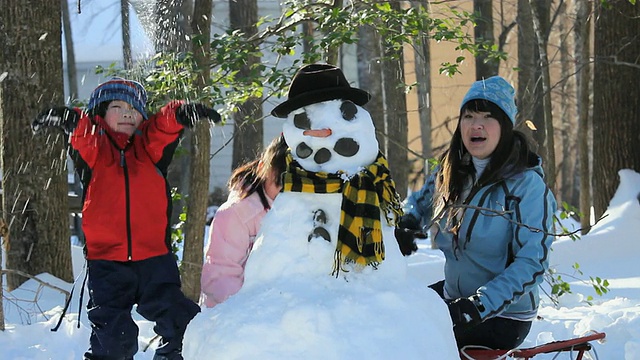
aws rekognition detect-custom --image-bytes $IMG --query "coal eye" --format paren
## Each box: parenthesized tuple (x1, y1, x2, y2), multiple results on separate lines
(340, 101, 357, 120)
(296, 142, 313, 159)
(293, 112, 311, 130)
(314, 148, 332, 164)
(334, 138, 359, 157)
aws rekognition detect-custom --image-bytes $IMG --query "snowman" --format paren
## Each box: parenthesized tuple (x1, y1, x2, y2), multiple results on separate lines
(184, 64, 458, 359)
(243, 63, 408, 283)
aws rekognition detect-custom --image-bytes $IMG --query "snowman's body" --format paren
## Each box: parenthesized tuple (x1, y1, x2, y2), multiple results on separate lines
(243, 191, 406, 286)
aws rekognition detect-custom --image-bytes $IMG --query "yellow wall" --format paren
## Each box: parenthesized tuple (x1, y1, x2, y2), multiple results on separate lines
(403, 1, 476, 188)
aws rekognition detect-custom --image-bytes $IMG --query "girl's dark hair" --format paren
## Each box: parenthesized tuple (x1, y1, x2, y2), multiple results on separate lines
(227, 134, 288, 210)
(435, 99, 534, 232)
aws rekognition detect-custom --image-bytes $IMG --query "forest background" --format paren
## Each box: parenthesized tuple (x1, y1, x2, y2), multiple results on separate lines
(0, 0, 639, 328)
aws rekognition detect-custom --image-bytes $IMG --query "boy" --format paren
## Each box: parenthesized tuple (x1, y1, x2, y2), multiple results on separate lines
(32, 77, 219, 360)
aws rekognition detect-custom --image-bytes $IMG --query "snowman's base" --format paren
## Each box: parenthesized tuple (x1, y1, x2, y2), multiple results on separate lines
(184, 274, 459, 359)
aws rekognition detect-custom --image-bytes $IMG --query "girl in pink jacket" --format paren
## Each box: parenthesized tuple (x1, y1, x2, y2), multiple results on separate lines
(201, 135, 288, 307)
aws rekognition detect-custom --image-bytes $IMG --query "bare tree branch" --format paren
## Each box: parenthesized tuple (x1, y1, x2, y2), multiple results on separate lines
(425, 202, 607, 238)
(1, 269, 70, 303)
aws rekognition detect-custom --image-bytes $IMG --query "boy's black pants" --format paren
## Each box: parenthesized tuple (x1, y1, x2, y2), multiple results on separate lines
(84, 253, 200, 360)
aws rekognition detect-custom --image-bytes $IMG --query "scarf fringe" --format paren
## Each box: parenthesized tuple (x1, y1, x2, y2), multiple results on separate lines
(332, 228, 383, 277)
(332, 248, 381, 277)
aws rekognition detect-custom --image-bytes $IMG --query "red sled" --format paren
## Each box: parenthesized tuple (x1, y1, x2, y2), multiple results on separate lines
(459, 331, 606, 360)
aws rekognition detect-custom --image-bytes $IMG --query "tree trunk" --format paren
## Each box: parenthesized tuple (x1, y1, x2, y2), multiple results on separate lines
(0, 0, 73, 291)
(230, 0, 263, 169)
(527, 0, 556, 190)
(574, 0, 592, 234)
(325, 0, 343, 65)
(411, 0, 434, 248)
(302, 21, 315, 54)
(412, 0, 433, 177)
(357, 25, 385, 150)
(592, 0, 640, 218)
(121, 0, 133, 70)
(61, 0, 78, 101)
(474, 0, 499, 79)
(517, 0, 547, 151)
(557, 1, 573, 205)
(382, 1, 408, 198)
(0, 220, 5, 330)
(180, 0, 213, 303)
(518, 0, 555, 189)
(155, 0, 194, 226)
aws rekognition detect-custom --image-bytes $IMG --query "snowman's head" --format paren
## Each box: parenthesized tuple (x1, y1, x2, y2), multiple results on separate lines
(282, 99, 379, 174)
(273, 63, 378, 174)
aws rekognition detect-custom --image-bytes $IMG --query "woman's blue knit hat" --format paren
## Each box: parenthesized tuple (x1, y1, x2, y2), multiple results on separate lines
(460, 76, 517, 124)
(87, 77, 148, 119)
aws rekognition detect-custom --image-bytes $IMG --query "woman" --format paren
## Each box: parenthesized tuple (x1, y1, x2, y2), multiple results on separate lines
(398, 76, 556, 350)
(200, 134, 288, 307)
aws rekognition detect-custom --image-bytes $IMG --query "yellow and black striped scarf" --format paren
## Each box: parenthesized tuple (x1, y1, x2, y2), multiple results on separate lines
(282, 151, 403, 276)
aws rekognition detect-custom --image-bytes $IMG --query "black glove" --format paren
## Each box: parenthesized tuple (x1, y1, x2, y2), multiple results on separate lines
(394, 228, 420, 256)
(398, 213, 421, 230)
(447, 296, 483, 330)
(176, 103, 221, 128)
(32, 107, 79, 134)
(394, 214, 426, 256)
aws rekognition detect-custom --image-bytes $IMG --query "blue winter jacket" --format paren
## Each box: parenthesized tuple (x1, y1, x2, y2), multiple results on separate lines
(404, 159, 556, 320)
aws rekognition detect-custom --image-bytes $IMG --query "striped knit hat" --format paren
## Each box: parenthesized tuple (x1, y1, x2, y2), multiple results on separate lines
(87, 77, 148, 119)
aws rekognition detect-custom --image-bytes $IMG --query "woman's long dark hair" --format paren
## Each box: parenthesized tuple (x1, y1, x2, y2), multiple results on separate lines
(227, 134, 288, 210)
(434, 99, 534, 232)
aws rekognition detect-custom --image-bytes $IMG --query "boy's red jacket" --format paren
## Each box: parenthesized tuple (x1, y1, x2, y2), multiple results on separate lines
(70, 101, 185, 261)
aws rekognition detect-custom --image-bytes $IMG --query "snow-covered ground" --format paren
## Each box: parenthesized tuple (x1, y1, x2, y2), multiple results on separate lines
(2, 170, 639, 359)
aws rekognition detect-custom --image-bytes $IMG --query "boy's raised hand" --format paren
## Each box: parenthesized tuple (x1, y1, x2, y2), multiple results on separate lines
(176, 103, 221, 128)
(32, 107, 80, 134)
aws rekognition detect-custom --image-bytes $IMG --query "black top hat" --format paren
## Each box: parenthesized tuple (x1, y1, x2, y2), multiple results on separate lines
(271, 63, 371, 118)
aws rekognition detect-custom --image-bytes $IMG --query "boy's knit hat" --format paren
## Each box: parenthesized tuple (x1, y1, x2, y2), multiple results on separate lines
(460, 76, 517, 124)
(87, 77, 148, 119)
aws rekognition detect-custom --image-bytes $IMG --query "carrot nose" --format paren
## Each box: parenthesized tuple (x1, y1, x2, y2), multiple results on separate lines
(303, 128, 332, 138)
